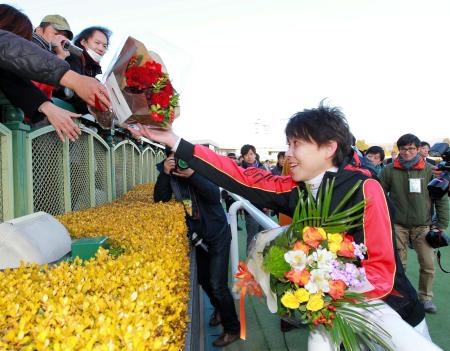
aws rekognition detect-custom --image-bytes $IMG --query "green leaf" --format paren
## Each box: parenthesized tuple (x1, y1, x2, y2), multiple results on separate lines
(330, 180, 363, 216)
(135, 54, 143, 66)
(263, 246, 290, 279)
(325, 202, 365, 222)
(291, 188, 302, 226)
(274, 227, 290, 248)
(321, 178, 335, 220)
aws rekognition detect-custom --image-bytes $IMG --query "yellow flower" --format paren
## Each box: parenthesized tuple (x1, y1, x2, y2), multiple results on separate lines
(281, 288, 311, 309)
(1, 184, 190, 350)
(306, 293, 324, 311)
(327, 233, 343, 253)
(281, 292, 300, 309)
(294, 288, 310, 303)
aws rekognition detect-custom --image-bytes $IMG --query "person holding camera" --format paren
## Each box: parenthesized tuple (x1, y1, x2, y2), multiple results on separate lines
(32, 15, 73, 60)
(379, 134, 449, 313)
(30, 15, 76, 109)
(153, 149, 240, 348)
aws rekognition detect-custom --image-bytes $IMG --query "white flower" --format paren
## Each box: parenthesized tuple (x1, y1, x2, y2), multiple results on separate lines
(305, 269, 330, 293)
(284, 250, 308, 271)
(310, 248, 334, 271)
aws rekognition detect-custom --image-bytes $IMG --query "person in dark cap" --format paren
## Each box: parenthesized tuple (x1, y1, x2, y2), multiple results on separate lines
(33, 14, 73, 60)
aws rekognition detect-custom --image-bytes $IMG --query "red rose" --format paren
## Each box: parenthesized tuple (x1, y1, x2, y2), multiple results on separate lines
(150, 91, 170, 108)
(163, 81, 173, 95)
(125, 66, 147, 88)
(145, 60, 162, 75)
(150, 111, 164, 123)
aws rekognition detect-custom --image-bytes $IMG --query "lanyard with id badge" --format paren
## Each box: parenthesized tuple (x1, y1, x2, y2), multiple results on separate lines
(409, 178, 422, 193)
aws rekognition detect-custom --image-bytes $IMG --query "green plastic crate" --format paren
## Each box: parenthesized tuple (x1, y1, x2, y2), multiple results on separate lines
(71, 236, 109, 260)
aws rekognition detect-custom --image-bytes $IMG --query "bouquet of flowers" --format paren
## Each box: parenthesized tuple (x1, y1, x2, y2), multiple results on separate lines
(91, 36, 179, 129)
(235, 179, 394, 351)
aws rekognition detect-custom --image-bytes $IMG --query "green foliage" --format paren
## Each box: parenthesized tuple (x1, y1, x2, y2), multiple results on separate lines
(108, 246, 126, 259)
(263, 246, 291, 279)
(290, 178, 365, 235)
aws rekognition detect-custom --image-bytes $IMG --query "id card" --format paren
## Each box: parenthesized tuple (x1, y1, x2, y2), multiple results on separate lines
(409, 178, 421, 193)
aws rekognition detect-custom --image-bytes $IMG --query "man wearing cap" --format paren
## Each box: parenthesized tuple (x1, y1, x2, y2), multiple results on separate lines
(33, 15, 73, 60)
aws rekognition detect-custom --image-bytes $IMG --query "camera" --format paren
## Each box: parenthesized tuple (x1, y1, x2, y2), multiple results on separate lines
(175, 158, 189, 171)
(51, 41, 83, 57)
(188, 232, 208, 252)
(427, 143, 450, 200)
(426, 228, 449, 249)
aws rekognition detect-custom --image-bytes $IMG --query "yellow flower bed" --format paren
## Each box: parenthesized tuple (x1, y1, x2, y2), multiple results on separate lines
(0, 184, 189, 351)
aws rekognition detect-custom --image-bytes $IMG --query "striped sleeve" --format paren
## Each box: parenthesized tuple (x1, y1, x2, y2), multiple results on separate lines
(176, 139, 297, 212)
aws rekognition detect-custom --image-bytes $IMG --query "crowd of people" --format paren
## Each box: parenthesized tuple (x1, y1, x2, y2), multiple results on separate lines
(1, 4, 449, 350)
(0, 4, 110, 142)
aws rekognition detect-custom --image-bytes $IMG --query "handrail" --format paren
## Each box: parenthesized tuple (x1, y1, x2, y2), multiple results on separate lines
(226, 192, 279, 299)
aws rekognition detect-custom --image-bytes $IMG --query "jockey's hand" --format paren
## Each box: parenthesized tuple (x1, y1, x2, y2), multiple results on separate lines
(127, 124, 178, 148)
(172, 168, 194, 178)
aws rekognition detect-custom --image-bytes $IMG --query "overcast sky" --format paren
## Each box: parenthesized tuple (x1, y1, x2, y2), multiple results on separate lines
(13, 0, 450, 148)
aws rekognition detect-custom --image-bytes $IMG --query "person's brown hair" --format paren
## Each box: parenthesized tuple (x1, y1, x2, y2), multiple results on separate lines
(0, 4, 33, 40)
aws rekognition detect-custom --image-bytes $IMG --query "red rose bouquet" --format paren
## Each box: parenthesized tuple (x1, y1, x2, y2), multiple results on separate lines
(95, 36, 180, 129)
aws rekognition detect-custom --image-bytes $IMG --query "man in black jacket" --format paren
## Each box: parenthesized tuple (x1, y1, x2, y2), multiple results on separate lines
(154, 151, 240, 348)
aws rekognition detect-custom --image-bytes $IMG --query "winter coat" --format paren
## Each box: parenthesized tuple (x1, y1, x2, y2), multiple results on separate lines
(379, 157, 448, 230)
(0, 29, 69, 87)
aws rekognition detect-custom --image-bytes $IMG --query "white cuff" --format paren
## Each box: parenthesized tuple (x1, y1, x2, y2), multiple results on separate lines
(172, 137, 181, 152)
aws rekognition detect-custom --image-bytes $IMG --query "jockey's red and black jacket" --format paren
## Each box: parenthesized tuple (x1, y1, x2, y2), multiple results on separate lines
(176, 139, 424, 326)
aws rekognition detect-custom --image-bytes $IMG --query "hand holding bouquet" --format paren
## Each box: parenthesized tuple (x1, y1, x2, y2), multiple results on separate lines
(90, 37, 179, 129)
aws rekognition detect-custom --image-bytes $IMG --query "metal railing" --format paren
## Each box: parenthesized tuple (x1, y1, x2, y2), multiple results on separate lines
(0, 124, 13, 222)
(0, 119, 164, 219)
(226, 192, 279, 298)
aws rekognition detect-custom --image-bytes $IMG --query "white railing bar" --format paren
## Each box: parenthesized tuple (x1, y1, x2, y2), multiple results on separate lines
(225, 191, 279, 299)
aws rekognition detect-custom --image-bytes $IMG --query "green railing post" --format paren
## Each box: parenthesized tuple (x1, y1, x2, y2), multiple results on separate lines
(1, 96, 30, 218)
(88, 135, 96, 207)
(105, 130, 116, 200)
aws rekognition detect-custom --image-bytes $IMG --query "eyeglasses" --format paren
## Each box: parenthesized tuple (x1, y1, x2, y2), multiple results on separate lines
(399, 147, 417, 153)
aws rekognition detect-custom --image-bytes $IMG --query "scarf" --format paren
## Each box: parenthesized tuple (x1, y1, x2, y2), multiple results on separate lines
(398, 154, 421, 170)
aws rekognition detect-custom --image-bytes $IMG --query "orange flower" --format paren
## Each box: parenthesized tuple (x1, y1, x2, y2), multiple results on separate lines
(293, 241, 311, 255)
(284, 269, 310, 286)
(302, 227, 326, 249)
(337, 235, 355, 258)
(329, 279, 347, 300)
